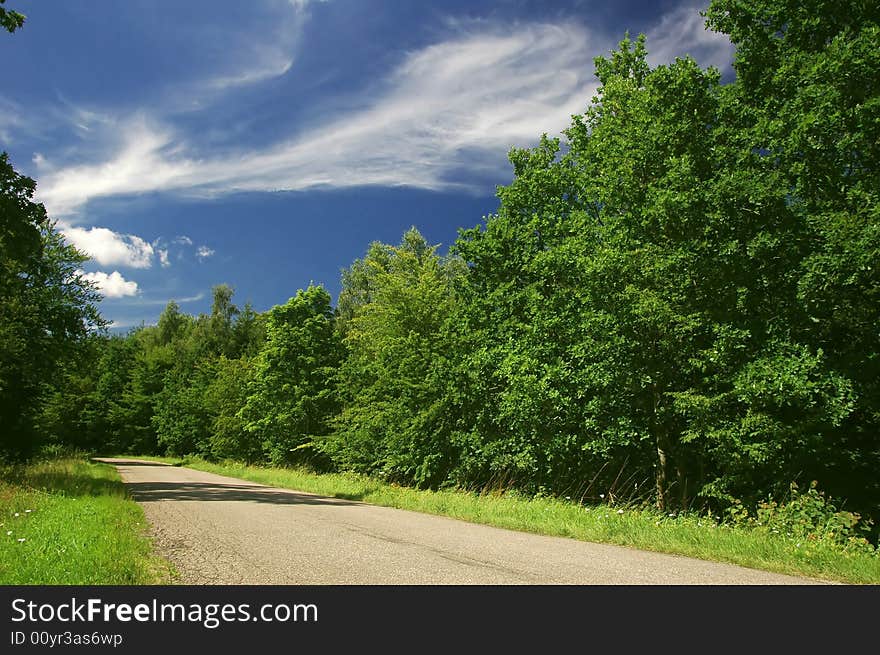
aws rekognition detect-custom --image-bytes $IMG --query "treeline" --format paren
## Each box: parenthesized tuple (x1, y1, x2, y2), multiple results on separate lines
(4, 0, 879, 528)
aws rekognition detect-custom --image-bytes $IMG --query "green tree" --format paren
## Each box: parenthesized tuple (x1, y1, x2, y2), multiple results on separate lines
(326, 228, 468, 487)
(36, 334, 105, 452)
(203, 356, 259, 461)
(0, 0, 25, 33)
(0, 154, 105, 457)
(455, 29, 859, 510)
(149, 288, 264, 459)
(231, 302, 266, 359)
(156, 300, 189, 346)
(208, 283, 239, 354)
(88, 335, 140, 453)
(705, 0, 880, 522)
(152, 364, 211, 456)
(241, 285, 342, 466)
(335, 241, 395, 334)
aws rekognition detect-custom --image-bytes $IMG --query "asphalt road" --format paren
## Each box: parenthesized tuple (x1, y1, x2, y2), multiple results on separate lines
(97, 458, 822, 585)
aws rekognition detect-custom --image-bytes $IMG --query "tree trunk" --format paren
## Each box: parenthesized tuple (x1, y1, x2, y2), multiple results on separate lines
(655, 435, 669, 511)
(652, 383, 670, 511)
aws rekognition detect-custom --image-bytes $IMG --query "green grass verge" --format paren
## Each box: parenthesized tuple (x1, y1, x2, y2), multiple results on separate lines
(125, 455, 879, 584)
(0, 457, 174, 584)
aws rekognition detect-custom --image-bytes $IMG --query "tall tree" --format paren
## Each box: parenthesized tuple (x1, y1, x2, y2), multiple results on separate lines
(240, 285, 341, 465)
(327, 228, 467, 487)
(0, 154, 105, 457)
(455, 28, 859, 510)
(705, 0, 880, 520)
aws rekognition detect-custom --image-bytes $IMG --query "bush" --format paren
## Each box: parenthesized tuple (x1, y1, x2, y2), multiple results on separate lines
(727, 481, 876, 555)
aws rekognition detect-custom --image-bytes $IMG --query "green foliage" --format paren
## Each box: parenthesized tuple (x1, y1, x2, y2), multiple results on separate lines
(456, 37, 739, 502)
(0, 0, 25, 33)
(324, 228, 467, 487)
(704, 0, 880, 510)
(153, 365, 211, 456)
(35, 336, 106, 452)
(728, 481, 876, 555)
(449, 7, 879, 521)
(240, 285, 341, 466)
(203, 356, 259, 461)
(0, 154, 105, 458)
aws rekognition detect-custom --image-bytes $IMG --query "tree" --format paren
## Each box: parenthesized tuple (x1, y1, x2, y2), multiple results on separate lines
(156, 300, 188, 345)
(0, 0, 24, 34)
(152, 364, 211, 456)
(150, 287, 257, 457)
(0, 154, 105, 458)
(208, 283, 239, 353)
(36, 334, 105, 452)
(326, 228, 468, 486)
(454, 28, 859, 511)
(240, 285, 342, 466)
(203, 356, 259, 461)
(335, 241, 395, 334)
(231, 302, 265, 359)
(705, 0, 880, 521)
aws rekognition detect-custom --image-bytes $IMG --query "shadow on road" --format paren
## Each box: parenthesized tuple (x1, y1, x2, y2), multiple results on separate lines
(91, 458, 173, 467)
(124, 481, 361, 506)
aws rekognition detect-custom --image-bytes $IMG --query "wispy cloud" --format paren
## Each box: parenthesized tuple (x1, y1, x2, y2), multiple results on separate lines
(116, 292, 206, 307)
(158, 249, 171, 267)
(196, 246, 215, 261)
(0, 97, 25, 144)
(32, 2, 732, 218)
(35, 23, 598, 215)
(645, 2, 734, 73)
(203, 54, 293, 94)
(164, 0, 310, 111)
(288, 0, 326, 9)
(62, 225, 155, 268)
(56, 100, 114, 136)
(80, 270, 140, 298)
(39, 116, 183, 216)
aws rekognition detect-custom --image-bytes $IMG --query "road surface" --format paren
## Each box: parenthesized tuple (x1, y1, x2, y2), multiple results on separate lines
(96, 458, 822, 585)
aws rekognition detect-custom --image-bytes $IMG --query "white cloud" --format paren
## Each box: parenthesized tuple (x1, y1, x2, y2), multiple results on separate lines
(173, 235, 193, 246)
(204, 56, 293, 93)
(169, 0, 310, 108)
(645, 3, 734, 73)
(172, 292, 206, 303)
(196, 246, 215, 261)
(32, 2, 733, 218)
(0, 96, 50, 144)
(128, 292, 206, 307)
(286, 0, 331, 13)
(158, 249, 170, 267)
(35, 23, 599, 215)
(62, 102, 113, 135)
(0, 98, 25, 144)
(62, 225, 155, 268)
(80, 270, 140, 298)
(38, 117, 183, 217)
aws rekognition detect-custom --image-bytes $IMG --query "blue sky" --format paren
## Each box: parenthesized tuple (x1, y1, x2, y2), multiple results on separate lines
(1, 0, 733, 329)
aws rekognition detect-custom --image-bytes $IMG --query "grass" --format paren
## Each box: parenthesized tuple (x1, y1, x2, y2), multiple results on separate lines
(0, 457, 174, 584)
(127, 455, 880, 585)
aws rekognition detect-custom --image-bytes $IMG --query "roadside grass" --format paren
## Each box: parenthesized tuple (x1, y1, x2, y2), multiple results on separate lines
(0, 457, 174, 584)
(124, 455, 879, 584)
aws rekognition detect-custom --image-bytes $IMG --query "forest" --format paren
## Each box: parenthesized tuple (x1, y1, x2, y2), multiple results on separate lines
(2, 0, 878, 537)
